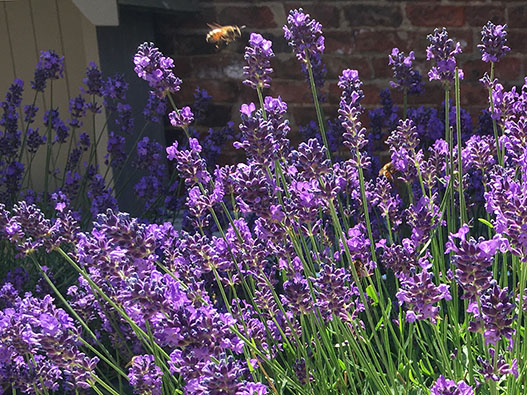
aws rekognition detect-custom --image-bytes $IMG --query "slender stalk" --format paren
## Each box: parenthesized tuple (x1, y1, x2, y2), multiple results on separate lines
(106, 121, 150, 185)
(305, 54, 331, 161)
(17, 91, 39, 162)
(454, 68, 467, 225)
(256, 85, 267, 120)
(488, 62, 504, 166)
(403, 88, 408, 119)
(43, 82, 54, 207)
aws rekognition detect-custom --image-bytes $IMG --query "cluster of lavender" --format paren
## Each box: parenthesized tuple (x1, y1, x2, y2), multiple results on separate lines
(1, 8, 526, 395)
(0, 44, 238, 227)
(0, 287, 98, 392)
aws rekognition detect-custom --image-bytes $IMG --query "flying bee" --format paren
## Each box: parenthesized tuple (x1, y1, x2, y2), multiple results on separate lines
(125, 356, 139, 369)
(352, 259, 370, 280)
(206, 23, 245, 49)
(379, 161, 395, 183)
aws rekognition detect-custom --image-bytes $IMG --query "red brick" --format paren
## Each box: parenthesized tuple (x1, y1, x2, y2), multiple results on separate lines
(327, 83, 341, 106)
(508, 5, 527, 28)
(325, 56, 372, 80)
(171, 34, 215, 56)
(191, 54, 244, 81)
(325, 31, 358, 55)
(286, 3, 341, 28)
(343, 5, 403, 27)
(362, 84, 388, 106)
(163, 6, 218, 31)
(465, 6, 505, 27)
(462, 60, 488, 83)
(504, 30, 527, 54)
(272, 56, 305, 79)
(218, 6, 276, 29)
(288, 105, 322, 128)
(458, 83, 488, 107)
(409, 86, 445, 106)
(268, 79, 313, 104)
(448, 29, 474, 53)
(372, 57, 393, 79)
(354, 31, 406, 53)
(406, 5, 465, 27)
(178, 79, 240, 103)
(199, 104, 234, 127)
(173, 56, 193, 79)
(493, 57, 523, 83)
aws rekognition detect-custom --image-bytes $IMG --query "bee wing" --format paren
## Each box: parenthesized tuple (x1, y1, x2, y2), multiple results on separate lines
(207, 23, 222, 30)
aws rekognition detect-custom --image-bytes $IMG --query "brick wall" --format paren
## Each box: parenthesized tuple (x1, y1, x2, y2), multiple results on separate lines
(154, 0, 527, 135)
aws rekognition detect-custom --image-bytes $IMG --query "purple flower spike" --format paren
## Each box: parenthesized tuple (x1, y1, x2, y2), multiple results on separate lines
(312, 264, 362, 322)
(128, 355, 163, 395)
(396, 262, 451, 323)
(169, 106, 194, 128)
(283, 8, 324, 63)
(243, 33, 274, 90)
(83, 61, 104, 96)
(389, 48, 423, 95)
(281, 273, 313, 315)
(166, 139, 211, 187)
(134, 42, 182, 98)
(31, 50, 65, 92)
(26, 128, 46, 154)
(480, 283, 515, 346)
(478, 22, 510, 63)
(426, 28, 463, 84)
(338, 69, 369, 159)
(445, 224, 507, 302)
(430, 375, 474, 395)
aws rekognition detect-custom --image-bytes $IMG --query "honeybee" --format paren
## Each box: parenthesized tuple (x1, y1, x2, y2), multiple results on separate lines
(206, 23, 245, 48)
(379, 161, 395, 183)
(352, 259, 370, 280)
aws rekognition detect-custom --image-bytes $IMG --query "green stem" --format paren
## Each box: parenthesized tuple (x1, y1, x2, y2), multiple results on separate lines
(488, 62, 504, 166)
(454, 68, 467, 226)
(106, 121, 150, 185)
(403, 88, 408, 119)
(43, 81, 54, 207)
(305, 53, 331, 161)
(17, 92, 39, 162)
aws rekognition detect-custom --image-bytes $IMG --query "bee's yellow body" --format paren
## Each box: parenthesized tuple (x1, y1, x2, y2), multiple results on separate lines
(379, 161, 395, 183)
(206, 24, 244, 48)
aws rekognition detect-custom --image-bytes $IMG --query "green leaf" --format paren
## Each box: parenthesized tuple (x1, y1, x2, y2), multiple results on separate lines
(366, 284, 378, 305)
(338, 359, 346, 371)
(478, 218, 494, 229)
(408, 367, 418, 384)
(419, 360, 431, 375)
(247, 358, 255, 373)
(375, 315, 384, 331)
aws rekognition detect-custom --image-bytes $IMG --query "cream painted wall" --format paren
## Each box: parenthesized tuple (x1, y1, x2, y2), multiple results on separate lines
(0, 0, 111, 192)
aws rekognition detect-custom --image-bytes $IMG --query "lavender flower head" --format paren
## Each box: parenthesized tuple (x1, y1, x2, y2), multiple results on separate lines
(478, 22, 510, 63)
(396, 259, 451, 323)
(480, 283, 515, 346)
(134, 42, 182, 98)
(83, 62, 103, 96)
(169, 106, 194, 128)
(243, 33, 274, 90)
(338, 69, 369, 158)
(430, 375, 474, 395)
(389, 48, 423, 95)
(283, 9, 324, 63)
(445, 225, 507, 302)
(426, 28, 464, 83)
(128, 355, 163, 395)
(31, 50, 65, 92)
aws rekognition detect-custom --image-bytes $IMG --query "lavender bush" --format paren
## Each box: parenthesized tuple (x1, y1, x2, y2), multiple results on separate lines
(1, 9, 526, 395)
